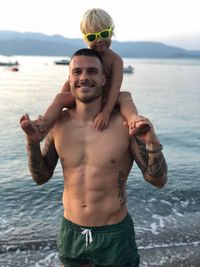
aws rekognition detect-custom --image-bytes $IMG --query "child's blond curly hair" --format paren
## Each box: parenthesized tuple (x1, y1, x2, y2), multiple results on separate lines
(80, 8, 115, 34)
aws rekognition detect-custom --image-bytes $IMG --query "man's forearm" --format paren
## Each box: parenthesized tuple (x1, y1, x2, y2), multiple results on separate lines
(26, 142, 54, 185)
(132, 136, 167, 188)
(20, 113, 58, 184)
(145, 150, 168, 187)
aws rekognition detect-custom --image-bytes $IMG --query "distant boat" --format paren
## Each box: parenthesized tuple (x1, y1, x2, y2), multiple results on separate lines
(0, 61, 19, 67)
(11, 67, 19, 72)
(123, 65, 134, 74)
(54, 59, 70, 65)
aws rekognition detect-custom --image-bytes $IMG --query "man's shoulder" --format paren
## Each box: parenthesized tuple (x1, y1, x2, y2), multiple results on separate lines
(54, 109, 73, 125)
(110, 110, 128, 129)
(62, 108, 75, 118)
(110, 108, 121, 118)
(51, 109, 75, 139)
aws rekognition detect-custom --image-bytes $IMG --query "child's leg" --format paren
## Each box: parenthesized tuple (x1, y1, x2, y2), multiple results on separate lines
(118, 91, 150, 136)
(20, 91, 75, 141)
(118, 91, 138, 118)
(61, 80, 71, 92)
(39, 92, 75, 131)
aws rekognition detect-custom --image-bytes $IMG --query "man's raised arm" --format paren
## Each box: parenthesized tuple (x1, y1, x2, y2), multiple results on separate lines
(130, 118, 168, 188)
(20, 114, 58, 185)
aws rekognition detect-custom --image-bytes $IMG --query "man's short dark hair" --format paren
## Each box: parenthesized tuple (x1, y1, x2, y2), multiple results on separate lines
(71, 48, 103, 66)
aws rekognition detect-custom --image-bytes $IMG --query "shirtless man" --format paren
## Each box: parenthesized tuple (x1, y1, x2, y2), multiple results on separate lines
(20, 48, 167, 267)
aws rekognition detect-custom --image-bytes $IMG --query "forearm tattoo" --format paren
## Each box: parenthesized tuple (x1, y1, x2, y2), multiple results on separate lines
(117, 170, 126, 207)
(134, 137, 148, 173)
(147, 152, 167, 179)
(134, 137, 167, 179)
(27, 143, 47, 184)
(27, 134, 58, 184)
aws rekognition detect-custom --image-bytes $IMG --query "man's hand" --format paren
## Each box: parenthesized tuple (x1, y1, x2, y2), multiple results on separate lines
(124, 114, 151, 136)
(20, 113, 47, 143)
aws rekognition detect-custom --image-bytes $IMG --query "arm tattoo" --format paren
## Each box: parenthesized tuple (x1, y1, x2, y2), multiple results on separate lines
(133, 137, 148, 173)
(132, 137, 167, 180)
(117, 170, 126, 207)
(147, 152, 167, 179)
(27, 132, 58, 185)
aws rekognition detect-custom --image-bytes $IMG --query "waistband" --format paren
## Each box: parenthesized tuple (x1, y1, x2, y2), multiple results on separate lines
(62, 213, 133, 233)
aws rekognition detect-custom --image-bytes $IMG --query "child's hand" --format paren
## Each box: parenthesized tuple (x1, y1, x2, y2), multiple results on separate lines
(93, 111, 111, 131)
(125, 114, 151, 136)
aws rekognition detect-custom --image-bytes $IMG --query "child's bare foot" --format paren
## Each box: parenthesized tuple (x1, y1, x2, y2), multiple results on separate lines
(127, 114, 151, 136)
(33, 116, 49, 133)
(20, 114, 44, 142)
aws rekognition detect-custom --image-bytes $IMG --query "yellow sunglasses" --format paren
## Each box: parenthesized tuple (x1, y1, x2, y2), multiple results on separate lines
(84, 28, 112, 42)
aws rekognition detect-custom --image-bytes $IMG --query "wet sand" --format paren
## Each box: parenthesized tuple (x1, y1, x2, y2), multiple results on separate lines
(1, 241, 199, 266)
(139, 243, 200, 267)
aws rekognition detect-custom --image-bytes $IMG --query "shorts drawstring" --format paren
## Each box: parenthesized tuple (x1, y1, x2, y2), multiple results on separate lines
(81, 228, 93, 247)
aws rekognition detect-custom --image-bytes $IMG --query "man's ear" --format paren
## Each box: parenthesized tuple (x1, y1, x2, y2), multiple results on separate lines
(102, 74, 106, 86)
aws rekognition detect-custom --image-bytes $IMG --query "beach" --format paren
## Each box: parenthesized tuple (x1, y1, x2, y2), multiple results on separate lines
(1, 242, 199, 266)
(140, 243, 200, 267)
(0, 56, 200, 266)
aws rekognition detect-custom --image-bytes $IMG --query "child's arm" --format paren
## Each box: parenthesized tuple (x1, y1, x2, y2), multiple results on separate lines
(118, 91, 150, 136)
(93, 57, 123, 130)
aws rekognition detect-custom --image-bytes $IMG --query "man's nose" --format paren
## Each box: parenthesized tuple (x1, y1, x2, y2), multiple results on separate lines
(80, 71, 88, 79)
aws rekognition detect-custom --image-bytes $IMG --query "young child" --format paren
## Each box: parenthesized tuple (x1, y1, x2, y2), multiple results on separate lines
(28, 8, 149, 137)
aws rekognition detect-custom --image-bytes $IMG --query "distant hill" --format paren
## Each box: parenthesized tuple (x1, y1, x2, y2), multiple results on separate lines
(0, 30, 200, 58)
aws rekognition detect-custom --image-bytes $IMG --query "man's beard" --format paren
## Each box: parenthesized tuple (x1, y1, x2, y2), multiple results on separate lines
(72, 81, 102, 103)
(76, 90, 102, 103)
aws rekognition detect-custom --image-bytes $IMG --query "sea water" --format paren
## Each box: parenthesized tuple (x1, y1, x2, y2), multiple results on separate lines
(0, 56, 200, 266)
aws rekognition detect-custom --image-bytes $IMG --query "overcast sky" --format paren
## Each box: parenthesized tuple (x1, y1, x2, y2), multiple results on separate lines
(0, 0, 199, 49)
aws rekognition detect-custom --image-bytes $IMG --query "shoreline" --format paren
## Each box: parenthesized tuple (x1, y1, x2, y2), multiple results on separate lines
(1, 242, 200, 267)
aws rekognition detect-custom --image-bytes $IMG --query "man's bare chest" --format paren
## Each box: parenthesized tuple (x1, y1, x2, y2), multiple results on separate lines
(54, 121, 129, 168)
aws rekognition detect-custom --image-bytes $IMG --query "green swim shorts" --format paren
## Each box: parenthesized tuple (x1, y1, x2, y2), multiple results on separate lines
(57, 213, 140, 267)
